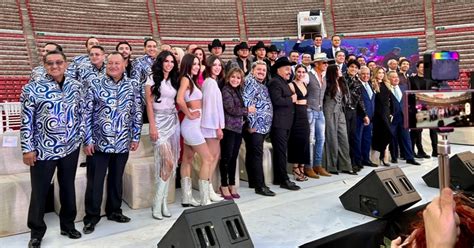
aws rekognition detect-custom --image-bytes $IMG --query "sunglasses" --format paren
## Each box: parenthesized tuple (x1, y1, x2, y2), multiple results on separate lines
(45, 60, 65, 66)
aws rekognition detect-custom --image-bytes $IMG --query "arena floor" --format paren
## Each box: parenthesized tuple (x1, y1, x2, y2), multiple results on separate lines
(3, 143, 471, 248)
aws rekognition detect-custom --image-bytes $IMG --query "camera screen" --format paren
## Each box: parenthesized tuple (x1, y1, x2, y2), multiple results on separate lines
(405, 90, 474, 129)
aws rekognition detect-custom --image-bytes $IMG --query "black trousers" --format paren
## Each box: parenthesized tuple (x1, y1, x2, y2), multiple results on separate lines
(28, 148, 80, 239)
(345, 108, 357, 165)
(84, 151, 129, 225)
(270, 127, 290, 184)
(242, 129, 265, 188)
(219, 129, 242, 186)
(411, 129, 438, 155)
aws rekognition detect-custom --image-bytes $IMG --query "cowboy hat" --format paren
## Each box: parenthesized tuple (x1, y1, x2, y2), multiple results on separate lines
(271, 57, 292, 74)
(208, 39, 226, 53)
(312, 53, 333, 63)
(251, 41, 267, 56)
(233, 42, 250, 56)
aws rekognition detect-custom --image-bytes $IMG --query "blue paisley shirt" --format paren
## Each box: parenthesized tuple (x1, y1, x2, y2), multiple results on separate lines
(83, 75, 143, 153)
(66, 54, 90, 78)
(131, 54, 154, 99)
(20, 75, 85, 160)
(73, 62, 106, 88)
(30, 65, 47, 82)
(131, 54, 154, 84)
(242, 74, 273, 134)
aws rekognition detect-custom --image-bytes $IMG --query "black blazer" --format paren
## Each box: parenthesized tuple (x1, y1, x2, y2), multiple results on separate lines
(267, 75, 294, 130)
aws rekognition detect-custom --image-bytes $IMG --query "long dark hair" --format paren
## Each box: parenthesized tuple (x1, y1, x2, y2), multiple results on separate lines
(326, 64, 347, 99)
(204, 55, 225, 80)
(193, 47, 207, 66)
(179, 54, 199, 94)
(150, 51, 179, 103)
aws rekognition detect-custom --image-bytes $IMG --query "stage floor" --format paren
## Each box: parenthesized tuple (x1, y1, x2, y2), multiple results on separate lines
(2, 144, 472, 248)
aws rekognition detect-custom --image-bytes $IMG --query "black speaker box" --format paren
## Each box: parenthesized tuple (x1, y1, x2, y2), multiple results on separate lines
(422, 151, 474, 191)
(339, 166, 421, 218)
(158, 201, 253, 248)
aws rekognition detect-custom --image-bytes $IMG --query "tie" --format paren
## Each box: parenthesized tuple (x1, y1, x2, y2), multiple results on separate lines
(394, 85, 402, 102)
(363, 82, 373, 99)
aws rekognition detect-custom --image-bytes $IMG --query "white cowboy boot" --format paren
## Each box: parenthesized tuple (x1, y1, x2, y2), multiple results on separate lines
(162, 178, 171, 217)
(208, 182, 224, 202)
(198, 179, 212, 206)
(181, 177, 200, 207)
(152, 177, 167, 220)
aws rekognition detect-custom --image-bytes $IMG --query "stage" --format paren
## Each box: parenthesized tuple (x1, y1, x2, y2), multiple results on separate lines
(1, 144, 471, 248)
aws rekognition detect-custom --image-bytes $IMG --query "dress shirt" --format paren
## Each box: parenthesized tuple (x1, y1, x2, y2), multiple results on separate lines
(131, 54, 154, 85)
(75, 62, 107, 88)
(30, 65, 47, 82)
(21, 74, 84, 160)
(393, 85, 402, 102)
(242, 74, 273, 134)
(66, 54, 90, 78)
(84, 75, 143, 153)
(362, 81, 373, 99)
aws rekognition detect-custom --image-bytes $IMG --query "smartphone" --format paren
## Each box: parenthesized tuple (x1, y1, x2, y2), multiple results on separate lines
(404, 90, 474, 129)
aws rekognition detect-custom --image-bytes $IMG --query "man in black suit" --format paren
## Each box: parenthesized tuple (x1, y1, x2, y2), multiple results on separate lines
(324, 35, 348, 59)
(267, 57, 300, 191)
(409, 61, 438, 157)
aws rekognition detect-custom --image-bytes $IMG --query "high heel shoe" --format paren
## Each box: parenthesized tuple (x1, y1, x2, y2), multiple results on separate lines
(219, 186, 233, 200)
(229, 185, 240, 199)
(293, 167, 308, 181)
(380, 160, 391, 167)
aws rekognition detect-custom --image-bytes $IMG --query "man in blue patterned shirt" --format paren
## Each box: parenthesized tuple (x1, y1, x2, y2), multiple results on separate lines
(131, 38, 158, 123)
(242, 61, 276, 197)
(73, 45, 107, 88)
(82, 52, 143, 234)
(30, 42, 63, 82)
(131, 38, 157, 85)
(21, 50, 84, 248)
(67, 36, 100, 78)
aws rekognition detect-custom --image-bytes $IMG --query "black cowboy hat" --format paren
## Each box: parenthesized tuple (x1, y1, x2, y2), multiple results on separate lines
(251, 41, 268, 56)
(208, 39, 226, 53)
(267, 44, 280, 53)
(233, 42, 250, 56)
(271, 57, 293, 74)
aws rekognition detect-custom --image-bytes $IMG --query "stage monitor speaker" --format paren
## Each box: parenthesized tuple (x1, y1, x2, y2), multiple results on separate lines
(339, 167, 421, 218)
(422, 151, 474, 191)
(157, 201, 253, 248)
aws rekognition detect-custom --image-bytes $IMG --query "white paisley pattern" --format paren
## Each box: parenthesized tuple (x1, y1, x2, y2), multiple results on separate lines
(131, 54, 154, 99)
(73, 62, 106, 88)
(83, 75, 143, 153)
(30, 65, 47, 82)
(66, 54, 90, 78)
(242, 74, 273, 134)
(20, 75, 85, 160)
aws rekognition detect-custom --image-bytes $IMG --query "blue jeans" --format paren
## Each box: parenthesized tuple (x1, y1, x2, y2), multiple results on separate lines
(307, 109, 325, 167)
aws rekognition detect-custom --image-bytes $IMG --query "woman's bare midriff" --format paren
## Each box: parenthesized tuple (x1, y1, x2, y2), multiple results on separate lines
(186, 100, 202, 110)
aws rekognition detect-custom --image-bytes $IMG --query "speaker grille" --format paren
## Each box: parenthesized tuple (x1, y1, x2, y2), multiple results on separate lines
(192, 222, 218, 248)
(223, 215, 250, 244)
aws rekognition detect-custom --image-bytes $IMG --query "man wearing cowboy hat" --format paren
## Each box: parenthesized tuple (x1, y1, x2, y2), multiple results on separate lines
(252, 41, 271, 80)
(226, 41, 251, 76)
(305, 53, 333, 178)
(208, 39, 225, 57)
(267, 57, 300, 191)
(266, 44, 280, 67)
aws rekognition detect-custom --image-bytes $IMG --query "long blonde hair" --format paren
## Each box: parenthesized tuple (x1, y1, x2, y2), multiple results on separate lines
(370, 66, 388, 93)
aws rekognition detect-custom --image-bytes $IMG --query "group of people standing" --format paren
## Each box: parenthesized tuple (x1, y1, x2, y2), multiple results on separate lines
(21, 35, 434, 248)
